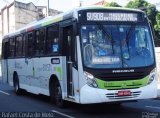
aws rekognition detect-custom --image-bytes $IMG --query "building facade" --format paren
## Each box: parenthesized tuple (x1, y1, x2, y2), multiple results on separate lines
(0, 1, 62, 55)
(0, 1, 62, 36)
(93, 0, 108, 6)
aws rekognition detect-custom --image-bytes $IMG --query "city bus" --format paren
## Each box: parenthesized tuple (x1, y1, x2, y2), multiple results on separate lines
(1, 6, 157, 107)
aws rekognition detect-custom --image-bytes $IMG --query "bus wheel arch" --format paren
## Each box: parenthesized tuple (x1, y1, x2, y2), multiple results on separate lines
(49, 75, 65, 107)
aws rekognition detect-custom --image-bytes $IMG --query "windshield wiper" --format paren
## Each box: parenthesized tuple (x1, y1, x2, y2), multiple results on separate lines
(124, 23, 137, 58)
(97, 23, 115, 54)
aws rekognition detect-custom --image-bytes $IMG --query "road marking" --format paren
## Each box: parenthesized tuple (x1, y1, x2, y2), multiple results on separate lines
(0, 90, 10, 95)
(145, 106, 160, 110)
(51, 110, 75, 118)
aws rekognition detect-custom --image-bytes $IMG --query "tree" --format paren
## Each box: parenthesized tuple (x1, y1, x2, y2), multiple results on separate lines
(155, 12, 160, 42)
(105, 2, 121, 7)
(126, 0, 148, 8)
(146, 5, 157, 26)
(156, 12, 160, 30)
(126, 0, 160, 45)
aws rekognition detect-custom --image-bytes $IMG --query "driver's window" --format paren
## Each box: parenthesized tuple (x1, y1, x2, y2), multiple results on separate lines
(135, 28, 146, 48)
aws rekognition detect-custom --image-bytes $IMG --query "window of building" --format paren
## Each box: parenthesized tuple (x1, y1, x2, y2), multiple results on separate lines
(46, 25, 59, 55)
(38, 8, 42, 12)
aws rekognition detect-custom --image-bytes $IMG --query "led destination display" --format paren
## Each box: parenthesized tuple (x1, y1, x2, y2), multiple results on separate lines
(87, 12, 138, 22)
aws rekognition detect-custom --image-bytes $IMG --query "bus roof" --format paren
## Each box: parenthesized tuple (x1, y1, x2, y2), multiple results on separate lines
(75, 6, 143, 12)
(2, 6, 144, 40)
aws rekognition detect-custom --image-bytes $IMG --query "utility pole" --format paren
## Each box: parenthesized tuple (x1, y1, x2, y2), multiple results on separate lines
(47, 0, 49, 16)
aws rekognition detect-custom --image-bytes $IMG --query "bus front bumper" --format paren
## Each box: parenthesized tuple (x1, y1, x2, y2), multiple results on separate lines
(80, 80, 157, 104)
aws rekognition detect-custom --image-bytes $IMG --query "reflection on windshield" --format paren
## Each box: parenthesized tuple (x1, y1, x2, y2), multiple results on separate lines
(81, 25, 154, 68)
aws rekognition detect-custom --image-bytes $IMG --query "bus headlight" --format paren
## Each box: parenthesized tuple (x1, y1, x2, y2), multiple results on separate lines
(148, 69, 156, 85)
(84, 71, 98, 88)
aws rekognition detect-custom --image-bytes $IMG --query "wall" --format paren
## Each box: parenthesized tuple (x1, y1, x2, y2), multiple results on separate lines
(2, 8, 8, 36)
(8, 5, 15, 33)
(14, 7, 37, 30)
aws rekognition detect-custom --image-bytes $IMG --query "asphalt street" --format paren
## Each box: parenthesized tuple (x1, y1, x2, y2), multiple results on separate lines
(0, 79, 160, 118)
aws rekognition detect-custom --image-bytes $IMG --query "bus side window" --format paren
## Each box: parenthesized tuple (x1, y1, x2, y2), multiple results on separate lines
(9, 37, 15, 58)
(34, 28, 45, 56)
(22, 34, 26, 57)
(35, 30, 40, 56)
(27, 32, 34, 57)
(2, 39, 9, 59)
(39, 28, 45, 56)
(46, 24, 59, 55)
(15, 35, 23, 57)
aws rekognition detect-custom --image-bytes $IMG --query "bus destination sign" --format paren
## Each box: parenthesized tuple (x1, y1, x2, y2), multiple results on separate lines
(87, 12, 138, 22)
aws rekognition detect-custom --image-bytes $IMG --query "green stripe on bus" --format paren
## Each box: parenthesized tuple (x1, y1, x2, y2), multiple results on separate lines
(57, 67, 62, 80)
(42, 17, 62, 26)
(96, 76, 149, 90)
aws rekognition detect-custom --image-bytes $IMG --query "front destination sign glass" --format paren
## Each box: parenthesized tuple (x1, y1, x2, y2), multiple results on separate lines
(87, 12, 138, 22)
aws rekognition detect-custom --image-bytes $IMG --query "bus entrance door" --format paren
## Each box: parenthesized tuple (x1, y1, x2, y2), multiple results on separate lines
(63, 25, 74, 97)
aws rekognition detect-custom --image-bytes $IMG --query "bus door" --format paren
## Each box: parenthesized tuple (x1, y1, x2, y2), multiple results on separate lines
(2, 40, 9, 83)
(62, 25, 75, 97)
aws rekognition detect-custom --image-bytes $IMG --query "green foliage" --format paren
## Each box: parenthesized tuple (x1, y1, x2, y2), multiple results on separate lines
(125, 0, 160, 44)
(125, 0, 157, 25)
(154, 24, 159, 31)
(156, 12, 160, 30)
(155, 12, 160, 42)
(105, 2, 121, 7)
(147, 5, 157, 25)
(126, 0, 148, 8)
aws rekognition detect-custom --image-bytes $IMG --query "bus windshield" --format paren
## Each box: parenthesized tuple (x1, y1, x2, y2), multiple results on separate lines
(81, 24, 154, 69)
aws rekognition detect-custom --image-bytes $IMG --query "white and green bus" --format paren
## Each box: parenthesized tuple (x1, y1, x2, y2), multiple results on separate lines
(1, 7, 157, 107)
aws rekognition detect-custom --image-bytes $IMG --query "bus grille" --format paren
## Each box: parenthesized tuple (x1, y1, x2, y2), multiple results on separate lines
(106, 91, 141, 99)
(97, 72, 145, 81)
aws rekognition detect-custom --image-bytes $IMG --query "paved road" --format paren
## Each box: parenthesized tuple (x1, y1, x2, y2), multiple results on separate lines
(0, 80, 160, 118)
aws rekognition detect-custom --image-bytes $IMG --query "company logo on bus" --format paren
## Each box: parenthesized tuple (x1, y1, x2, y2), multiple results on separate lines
(112, 69, 135, 73)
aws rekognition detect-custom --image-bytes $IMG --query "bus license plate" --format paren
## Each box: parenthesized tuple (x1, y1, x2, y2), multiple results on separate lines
(117, 90, 131, 96)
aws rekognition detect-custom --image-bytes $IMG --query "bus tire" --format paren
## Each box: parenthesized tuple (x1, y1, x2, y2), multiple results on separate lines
(54, 81, 65, 108)
(53, 80, 65, 107)
(13, 74, 22, 95)
(50, 79, 55, 103)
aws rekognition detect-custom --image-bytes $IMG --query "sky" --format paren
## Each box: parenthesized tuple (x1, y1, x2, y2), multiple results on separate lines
(0, 0, 160, 12)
